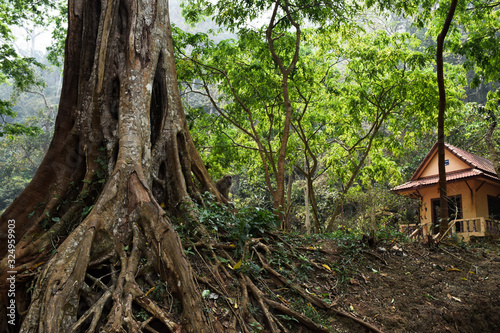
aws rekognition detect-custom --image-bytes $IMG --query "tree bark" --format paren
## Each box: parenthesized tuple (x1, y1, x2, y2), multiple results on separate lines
(436, 0, 458, 236)
(284, 168, 294, 232)
(0, 0, 217, 331)
(304, 178, 311, 235)
(266, 0, 301, 215)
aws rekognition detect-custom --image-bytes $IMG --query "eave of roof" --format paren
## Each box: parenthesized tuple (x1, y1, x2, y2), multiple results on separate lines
(392, 168, 500, 193)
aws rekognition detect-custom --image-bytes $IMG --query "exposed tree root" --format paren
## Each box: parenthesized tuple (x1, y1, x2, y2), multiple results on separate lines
(246, 276, 281, 333)
(181, 229, 388, 333)
(265, 298, 330, 333)
(253, 243, 331, 309)
(69, 289, 113, 333)
(363, 250, 389, 266)
(253, 242, 385, 332)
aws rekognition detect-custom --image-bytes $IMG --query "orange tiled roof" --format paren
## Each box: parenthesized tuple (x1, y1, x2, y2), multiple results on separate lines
(444, 143, 496, 175)
(393, 142, 499, 193)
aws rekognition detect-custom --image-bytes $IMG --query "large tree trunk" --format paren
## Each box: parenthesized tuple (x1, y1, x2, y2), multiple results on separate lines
(0, 0, 218, 331)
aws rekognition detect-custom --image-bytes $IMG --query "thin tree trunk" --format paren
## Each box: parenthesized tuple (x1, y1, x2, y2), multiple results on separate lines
(304, 173, 311, 235)
(307, 178, 321, 233)
(436, 0, 458, 236)
(284, 168, 294, 231)
(486, 121, 500, 178)
(266, 0, 300, 215)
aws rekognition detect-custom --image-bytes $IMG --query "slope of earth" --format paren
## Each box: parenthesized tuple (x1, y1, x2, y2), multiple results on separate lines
(310, 236, 500, 332)
(183, 221, 500, 333)
(11, 216, 499, 332)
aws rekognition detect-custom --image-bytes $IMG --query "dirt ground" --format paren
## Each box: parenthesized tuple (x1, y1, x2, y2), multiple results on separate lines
(314, 238, 500, 333)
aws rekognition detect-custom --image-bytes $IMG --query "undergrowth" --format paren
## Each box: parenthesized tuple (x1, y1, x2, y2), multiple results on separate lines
(175, 198, 410, 332)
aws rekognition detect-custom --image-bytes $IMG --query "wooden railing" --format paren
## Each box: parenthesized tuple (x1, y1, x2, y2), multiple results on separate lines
(484, 218, 500, 236)
(452, 217, 500, 237)
(400, 224, 424, 240)
(453, 218, 482, 234)
(400, 217, 500, 241)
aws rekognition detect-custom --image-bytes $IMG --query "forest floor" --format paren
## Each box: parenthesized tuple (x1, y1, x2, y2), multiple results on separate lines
(198, 231, 500, 333)
(286, 234, 500, 333)
(13, 224, 500, 332)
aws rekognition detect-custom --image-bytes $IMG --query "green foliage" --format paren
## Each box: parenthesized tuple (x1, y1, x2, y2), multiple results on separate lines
(231, 172, 274, 211)
(322, 29, 462, 183)
(46, 1, 67, 67)
(182, 0, 361, 32)
(376, 225, 409, 243)
(0, 103, 56, 212)
(194, 193, 278, 253)
(447, 102, 498, 156)
(176, 0, 368, 215)
(6, 0, 497, 241)
(176, 12, 470, 233)
(134, 308, 151, 321)
(339, 185, 419, 232)
(248, 321, 263, 332)
(0, 175, 29, 212)
(0, 0, 60, 138)
(0, 47, 45, 137)
(151, 280, 169, 302)
(0, 1, 64, 212)
(184, 104, 242, 178)
(325, 229, 366, 286)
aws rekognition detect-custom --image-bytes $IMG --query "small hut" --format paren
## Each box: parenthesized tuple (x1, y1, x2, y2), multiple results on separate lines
(392, 143, 500, 241)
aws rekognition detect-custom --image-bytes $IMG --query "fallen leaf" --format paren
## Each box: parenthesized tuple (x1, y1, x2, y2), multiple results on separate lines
(277, 295, 289, 305)
(307, 303, 317, 313)
(232, 260, 242, 270)
(447, 267, 461, 272)
(322, 264, 332, 271)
